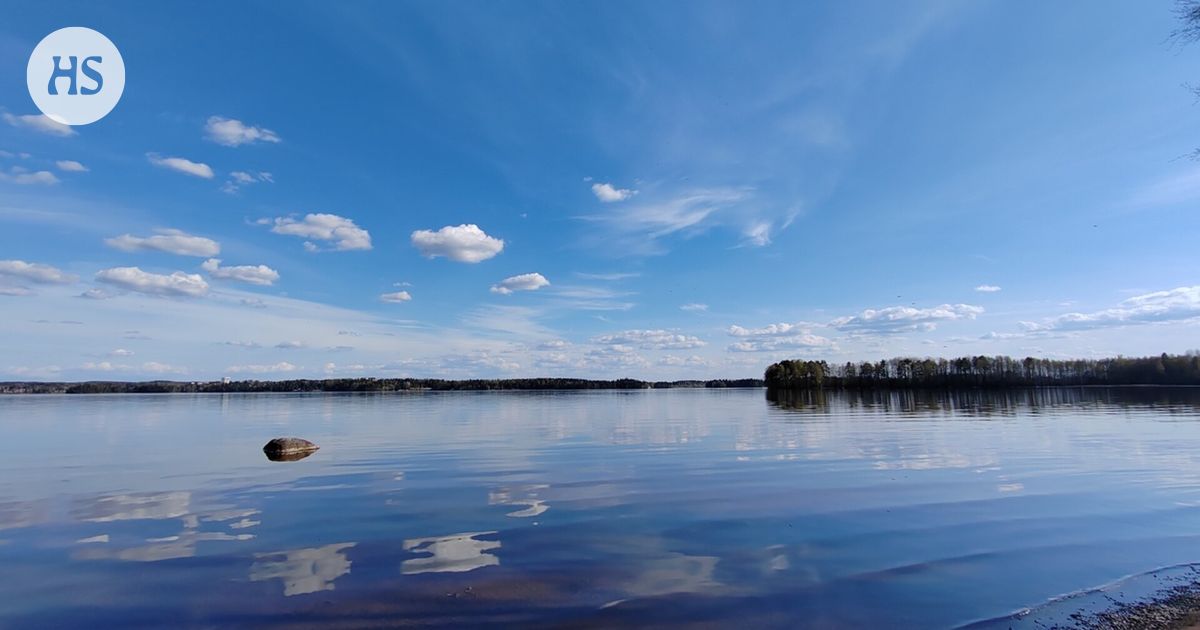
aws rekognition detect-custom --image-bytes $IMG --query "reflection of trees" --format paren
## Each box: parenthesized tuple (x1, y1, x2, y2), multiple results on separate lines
(250, 542, 356, 596)
(402, 531, 500, 574)
(767, 387, 1200, 417)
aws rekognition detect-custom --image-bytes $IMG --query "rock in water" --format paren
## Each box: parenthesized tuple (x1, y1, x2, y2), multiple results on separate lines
(263, 437, 319, 462)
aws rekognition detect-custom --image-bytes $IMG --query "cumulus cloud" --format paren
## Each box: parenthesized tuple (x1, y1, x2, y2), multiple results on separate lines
(0, 167, 59, 185)
(56, 160, 88, 172)
(725, 321, 834, 352)
(680, 303, 708, 312)
(204, 116, 281, 147)
(975, 285, 1002, 293)
(95, 267, 209, 297)
(593, 329, 707, 350)
(1027, 286, 1200, 332)
(2, 113, 76, 137)
(591, 182, 637, 202)
(411, 224, 504, 263)
(200, 259, 279, 286)
(146, 153, 214, 179)
(270, 213, 372, 251)
(0, 260, 77, 284)
(490, 273, 549, 295)
(380, 291, 412, 303)
(226, 362, 297, 374)
(830, 304, 984, 334)
(106, 229, 220, 257)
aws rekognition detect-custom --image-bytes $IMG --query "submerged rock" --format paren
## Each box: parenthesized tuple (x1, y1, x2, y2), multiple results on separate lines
(263, 437, 319, 462)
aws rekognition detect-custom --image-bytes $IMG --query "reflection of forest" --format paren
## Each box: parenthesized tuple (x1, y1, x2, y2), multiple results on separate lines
(767, 386, 1200, 416)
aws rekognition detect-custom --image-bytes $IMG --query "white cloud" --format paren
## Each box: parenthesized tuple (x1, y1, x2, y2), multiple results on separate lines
(56, 160, 88, 172)
(0, 287, 34, 296)
(593, 329, 707, 350)
(491, 273, 550, 295)
(729, 322, 823, 337)
(974, 285, 1002, 293)
(226, 362, 297, 374)
(575, 271, 640, 281)
(204, 116, 281, 147)
(78, 288, 114, 299)
(270, 214, 372, 251)
(201, 259, 279, 286)
(95, 267, 209, 297)
(110, 349, 134, 357)
(680, 303, 708, 312)
(1028, 286, 1200, 332)
(580, 188, 770, 254)
(0, 260, 77, 284)
(221, 170, 272, 194)
(411, 224, 503, 263)
(106, 229, 220, 257)
(830, 304, 984, 334)
(725, 321, 834, 352)
(591, 182, 637, 202)
(380, 291, 412, 303)
(658, 355, 711, 367)
(727, 334, 835, 352)
(275, 341, 306, 349)
(0, 167, 59, 185)
(147, 154, 214, 179)
(2, 113, 76, 137)
(142, 361, 185, 374)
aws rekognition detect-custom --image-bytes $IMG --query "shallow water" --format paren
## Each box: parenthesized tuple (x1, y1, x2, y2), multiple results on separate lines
(1, 388, 1199, 628)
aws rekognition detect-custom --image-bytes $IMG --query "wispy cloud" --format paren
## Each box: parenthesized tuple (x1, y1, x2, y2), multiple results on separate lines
(55, 160, 88, 172)
(2, 113, 76, 137)
(380, 291, 412, 303)
(1026, 286, 1200, 332)
(201, 259, 279, 286)
(147, 153, 214, 179)
(830, 304, 983, 335)
(974, 285, 1002, 293)
(95, 267, 209, 297)
(725, 321, 834, 352)
(106, 229, 220, 257)
(204, 116, 281, 147)
(593, 329, 706, 350)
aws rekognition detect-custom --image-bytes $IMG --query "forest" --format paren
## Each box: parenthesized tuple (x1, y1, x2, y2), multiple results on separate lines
(764, 353, 1200, 390)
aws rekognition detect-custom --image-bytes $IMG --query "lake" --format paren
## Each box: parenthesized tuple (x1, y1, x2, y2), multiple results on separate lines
(1, 387, 1199, 628)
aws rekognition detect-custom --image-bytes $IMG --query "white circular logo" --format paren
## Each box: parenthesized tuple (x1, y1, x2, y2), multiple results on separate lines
(26, 27, 125, 126)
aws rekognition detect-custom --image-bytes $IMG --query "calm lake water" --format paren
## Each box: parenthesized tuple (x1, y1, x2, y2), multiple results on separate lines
(2, 388, 1200, 628)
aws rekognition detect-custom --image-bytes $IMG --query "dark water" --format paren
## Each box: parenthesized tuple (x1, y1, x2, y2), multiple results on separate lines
(2, 388, 1200, 628)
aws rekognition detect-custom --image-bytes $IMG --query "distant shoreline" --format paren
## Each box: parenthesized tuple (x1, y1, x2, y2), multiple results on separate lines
(0, 378, 766, 394)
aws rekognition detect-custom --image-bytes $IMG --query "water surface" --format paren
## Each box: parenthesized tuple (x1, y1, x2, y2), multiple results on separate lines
(2, 388, 1199, 628)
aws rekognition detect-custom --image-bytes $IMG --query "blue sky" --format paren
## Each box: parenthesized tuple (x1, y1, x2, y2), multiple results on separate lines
(1, 0, 1199, 381)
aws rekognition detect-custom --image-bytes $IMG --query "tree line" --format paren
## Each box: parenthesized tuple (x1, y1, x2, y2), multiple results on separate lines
(765, 353, 1200, 390)
(0, 377, 765, 395)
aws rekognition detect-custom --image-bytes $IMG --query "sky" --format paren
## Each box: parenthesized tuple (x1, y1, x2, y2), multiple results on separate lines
(1, 0, 1199, 381)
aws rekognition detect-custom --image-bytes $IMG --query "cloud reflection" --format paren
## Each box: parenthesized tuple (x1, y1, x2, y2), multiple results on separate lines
(250, 542, 357, 596)
(402, 531, 501, 574)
